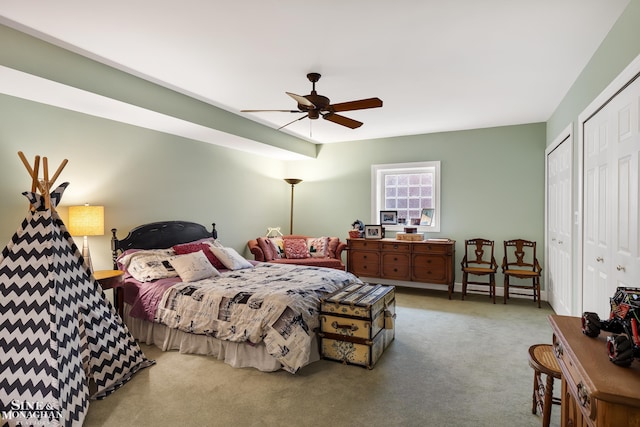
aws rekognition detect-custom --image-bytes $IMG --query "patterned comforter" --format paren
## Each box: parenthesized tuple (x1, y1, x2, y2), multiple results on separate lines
(154, 263, 362, 373)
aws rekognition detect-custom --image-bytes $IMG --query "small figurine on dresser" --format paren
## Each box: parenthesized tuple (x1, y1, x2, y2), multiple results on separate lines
(349, 219, 365, 238)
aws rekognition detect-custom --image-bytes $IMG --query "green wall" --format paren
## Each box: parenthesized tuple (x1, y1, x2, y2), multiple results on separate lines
(290, 124, 546, 239)
(0, 93, 291, 270)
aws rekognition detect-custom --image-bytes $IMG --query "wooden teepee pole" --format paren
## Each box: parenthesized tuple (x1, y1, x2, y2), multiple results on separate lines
(18, 151, 68, 211)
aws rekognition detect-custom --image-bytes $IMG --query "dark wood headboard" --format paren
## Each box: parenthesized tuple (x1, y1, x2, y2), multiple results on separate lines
(111, 220, 217, 269)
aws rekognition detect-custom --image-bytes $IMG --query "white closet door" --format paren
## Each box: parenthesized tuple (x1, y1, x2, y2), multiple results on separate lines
(582, 76, 640, 318)
(582, 116, 611, 317)
(611, 77, 640, 295)
(547, 135, 572, 315)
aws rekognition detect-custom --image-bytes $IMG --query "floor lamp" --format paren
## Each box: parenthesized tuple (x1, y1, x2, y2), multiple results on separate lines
(68, 204, 104, 273)
(284, 178, 302, 235)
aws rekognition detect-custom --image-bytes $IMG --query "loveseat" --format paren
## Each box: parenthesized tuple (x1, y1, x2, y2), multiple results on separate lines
(247, 235, 346, 270)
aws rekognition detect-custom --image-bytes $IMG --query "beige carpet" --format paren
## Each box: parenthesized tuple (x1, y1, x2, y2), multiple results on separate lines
(85, 287, 560, 427)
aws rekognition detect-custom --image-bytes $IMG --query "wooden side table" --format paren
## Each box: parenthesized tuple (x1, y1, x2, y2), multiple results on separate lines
(94, 270, 124, 316)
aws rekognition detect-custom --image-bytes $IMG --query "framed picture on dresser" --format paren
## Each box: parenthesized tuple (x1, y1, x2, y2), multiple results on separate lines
(364, 225, 383, 239)
(379, 210, 398, 225)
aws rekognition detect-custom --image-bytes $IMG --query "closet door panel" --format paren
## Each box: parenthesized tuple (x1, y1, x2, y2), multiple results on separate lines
(583, 74, 640, 318)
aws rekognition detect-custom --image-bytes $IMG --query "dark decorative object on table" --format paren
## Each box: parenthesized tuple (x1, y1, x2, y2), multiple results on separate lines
(581, 286, 640, 367)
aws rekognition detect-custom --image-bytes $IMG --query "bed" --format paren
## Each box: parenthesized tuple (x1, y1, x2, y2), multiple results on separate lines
(110, 220, 362, 373)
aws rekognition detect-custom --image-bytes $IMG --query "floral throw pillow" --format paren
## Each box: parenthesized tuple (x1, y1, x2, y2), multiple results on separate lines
(284, 238, 310, 259)
(307, 237, 329, 258)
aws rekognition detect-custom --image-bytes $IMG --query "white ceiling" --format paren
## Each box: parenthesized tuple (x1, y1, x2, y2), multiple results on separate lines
(0, 0, 630, 149)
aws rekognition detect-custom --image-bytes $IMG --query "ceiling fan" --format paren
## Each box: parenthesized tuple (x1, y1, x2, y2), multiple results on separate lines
(241, 73, 383, 130)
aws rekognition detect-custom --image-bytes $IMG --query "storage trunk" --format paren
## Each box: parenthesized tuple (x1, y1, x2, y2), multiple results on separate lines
(319, 283, 395, 369)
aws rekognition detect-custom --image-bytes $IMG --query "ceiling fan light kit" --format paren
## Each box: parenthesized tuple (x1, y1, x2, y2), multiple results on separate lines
(241, 73, 382, 130)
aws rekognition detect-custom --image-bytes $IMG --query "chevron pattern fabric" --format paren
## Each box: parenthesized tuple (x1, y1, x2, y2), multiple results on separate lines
(0, 183, 153, 427)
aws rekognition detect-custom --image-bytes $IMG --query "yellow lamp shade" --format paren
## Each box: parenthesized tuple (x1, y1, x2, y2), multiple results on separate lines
(68, 205, 105, 236)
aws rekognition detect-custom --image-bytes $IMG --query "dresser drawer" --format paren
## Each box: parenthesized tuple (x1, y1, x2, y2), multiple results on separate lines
(412, 242, 452, 254)
(381, 252, 410, 280)
(349, 251, 380, 276)
(553, 334, 597, 422)
(381, 241, 411, 253)
(411, 254, 448, 283)
(349, 239, 381, 250)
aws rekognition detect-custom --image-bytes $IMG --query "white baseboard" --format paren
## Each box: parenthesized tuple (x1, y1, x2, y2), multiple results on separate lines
(356, 277, 547, 302)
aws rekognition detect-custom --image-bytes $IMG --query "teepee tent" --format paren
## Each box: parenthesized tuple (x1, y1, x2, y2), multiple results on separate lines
(0, 153, 153, 426)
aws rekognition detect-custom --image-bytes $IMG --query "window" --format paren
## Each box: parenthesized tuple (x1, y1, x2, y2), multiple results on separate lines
(371, 161, 441, 232)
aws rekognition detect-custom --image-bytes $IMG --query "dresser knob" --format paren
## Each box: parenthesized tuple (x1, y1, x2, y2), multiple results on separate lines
(577, 382, 590, 408)
(553, 341, 563, 357)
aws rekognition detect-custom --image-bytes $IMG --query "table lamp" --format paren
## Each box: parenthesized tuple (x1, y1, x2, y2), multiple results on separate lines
(68, 204, 104, 273)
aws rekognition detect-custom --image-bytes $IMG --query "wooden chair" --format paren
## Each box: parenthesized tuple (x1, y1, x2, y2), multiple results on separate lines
(528, 344, 561, 427)
(502, 239, 542, 307)
(460, 238, 497, 303)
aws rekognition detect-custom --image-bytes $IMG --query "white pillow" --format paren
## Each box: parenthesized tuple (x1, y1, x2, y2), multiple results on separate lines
(169, 250, 220, 282)
(123, 251, 179, 282)
(209, 246, 253, 270)
(117, 248, 175, 270)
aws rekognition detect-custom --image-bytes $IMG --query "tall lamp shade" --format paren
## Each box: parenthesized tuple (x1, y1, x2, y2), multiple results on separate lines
(284, 178, 302, 235)
(68, 204, 104, 273)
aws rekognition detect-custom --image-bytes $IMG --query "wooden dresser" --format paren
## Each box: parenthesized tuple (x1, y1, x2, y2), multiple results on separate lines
(347, 238, 455, 298)
(549, 315, 640, 427)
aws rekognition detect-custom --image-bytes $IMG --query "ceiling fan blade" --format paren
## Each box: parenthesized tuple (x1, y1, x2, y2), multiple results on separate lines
(322, 113, 363, 129)
(241, 109, 302, 113)
(330, 97, 383, 112)
(277, 114, 309, 130)
(286, 92, 316, 108)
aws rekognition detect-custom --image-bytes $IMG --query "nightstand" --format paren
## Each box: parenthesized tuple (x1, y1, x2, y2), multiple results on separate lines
(94, 270, 124, 316)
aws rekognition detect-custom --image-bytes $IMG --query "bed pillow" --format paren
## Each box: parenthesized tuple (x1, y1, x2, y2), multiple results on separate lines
(117, 248, 174, 270)
(209, 246, 254, 270)
(268, 237, 285, 259)
(169, 250, 220, 282)
(173, 241, 226, 270)
(122, 250, 179, 282)
(307, 237, 329, 258)
(284, 238, 310, 259)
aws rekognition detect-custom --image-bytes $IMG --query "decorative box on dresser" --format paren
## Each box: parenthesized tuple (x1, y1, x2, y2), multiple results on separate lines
(347, 238, 455, 298)
(549, 315, 640, 427)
